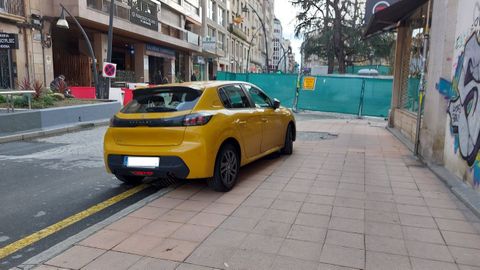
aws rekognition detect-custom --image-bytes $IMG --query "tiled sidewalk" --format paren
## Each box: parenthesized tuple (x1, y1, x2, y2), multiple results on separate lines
(35, 119, 480, 270)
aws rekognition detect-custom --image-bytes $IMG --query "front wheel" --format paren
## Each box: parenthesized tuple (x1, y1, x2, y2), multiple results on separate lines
(281, 125, 293, 155)
(114, 174, 144, 185)
(208, 144, 240, 192)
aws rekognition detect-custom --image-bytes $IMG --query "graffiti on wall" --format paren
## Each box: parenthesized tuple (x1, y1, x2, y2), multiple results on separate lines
(448, 34, 480, 167)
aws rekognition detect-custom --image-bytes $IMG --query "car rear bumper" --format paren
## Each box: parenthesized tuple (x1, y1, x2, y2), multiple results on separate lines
(107, 155, 190, 179)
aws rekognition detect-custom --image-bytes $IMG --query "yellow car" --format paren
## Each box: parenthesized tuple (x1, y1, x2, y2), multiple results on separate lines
(104, 81, 296, 191)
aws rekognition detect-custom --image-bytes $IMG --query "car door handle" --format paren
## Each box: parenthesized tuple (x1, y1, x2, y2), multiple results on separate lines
(235, 119, 247, 125)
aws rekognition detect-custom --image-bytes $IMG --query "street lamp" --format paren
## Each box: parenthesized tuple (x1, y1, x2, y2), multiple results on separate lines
(242, 3, 269, 73)
(276, 45, 291, 73)
(56, 4, 99, 98)
(246, 26, 261, 73)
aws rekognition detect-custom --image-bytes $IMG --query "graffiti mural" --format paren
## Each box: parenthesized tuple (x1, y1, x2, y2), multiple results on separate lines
(448, 33, 480, 167)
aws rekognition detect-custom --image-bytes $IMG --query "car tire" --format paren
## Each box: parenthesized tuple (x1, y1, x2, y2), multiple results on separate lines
(281, 125, 294, 155)
(209, 143, 240, 192)
(115, 174, 144, 185)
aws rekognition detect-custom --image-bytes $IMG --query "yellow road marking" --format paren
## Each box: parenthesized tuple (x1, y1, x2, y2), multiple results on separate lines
(0, 183, 149, 259)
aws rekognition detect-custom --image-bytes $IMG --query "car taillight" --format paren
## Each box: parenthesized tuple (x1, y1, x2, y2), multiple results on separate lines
(183, 113, 213, 126)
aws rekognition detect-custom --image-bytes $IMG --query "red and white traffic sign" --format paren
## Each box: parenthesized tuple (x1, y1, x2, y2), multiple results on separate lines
(102, 62, 117, 78)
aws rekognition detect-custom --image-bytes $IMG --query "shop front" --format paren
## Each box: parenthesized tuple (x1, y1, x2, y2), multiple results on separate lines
(0, 33, 19, 89)
(146, 43, 176, 84)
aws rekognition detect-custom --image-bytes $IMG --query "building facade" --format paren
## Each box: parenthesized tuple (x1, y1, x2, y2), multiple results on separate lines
(367, 0, 480, 192)
(0, 0, 54, 89)
(2, 0, 203, 89)
(1, 0, 278, 91)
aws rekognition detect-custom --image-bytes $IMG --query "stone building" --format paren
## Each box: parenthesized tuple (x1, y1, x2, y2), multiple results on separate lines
(366, 0, 480, 191)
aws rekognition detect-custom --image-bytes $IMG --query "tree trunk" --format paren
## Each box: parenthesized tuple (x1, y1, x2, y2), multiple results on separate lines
(325, 0, 335, 74)
(333, 1, 346, 74)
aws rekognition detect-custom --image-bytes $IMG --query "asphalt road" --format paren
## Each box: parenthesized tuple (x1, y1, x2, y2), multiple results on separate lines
(0, 126, 162, 269)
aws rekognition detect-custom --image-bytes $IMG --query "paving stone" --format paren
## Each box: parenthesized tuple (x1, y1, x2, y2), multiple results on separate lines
(252, 219, 292, 237)
(402, 226, 445, 244)
(45, 246, 105, 269)
(270, 256, 320, 270)
(325, 230, 364, 249)
(79, 229, 130, 250)
(82, 250, 140, 270)
(319, 244, 365, 269)
(449, 246, 480, 267)
(186, 245, 236, 269)
(202, 228, 248, 248)
(366, 235, 408, 255)
(240, 233, 284, 254)
(287, 225, 327, 243)
(406, 241, 454, 262)
(410, 257, 458, 270)
(279, 239, 323, 261)
(295, 213, 331, 228)
(113, 233, 165, 256)
(147, 238, 198, 261)
(128, 257, 179, 270)
(366, 251, 412, 270)
(329, 217, 364, 234)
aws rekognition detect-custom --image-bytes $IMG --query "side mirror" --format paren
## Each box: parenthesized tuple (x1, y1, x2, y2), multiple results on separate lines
(273, 98, 280, 109)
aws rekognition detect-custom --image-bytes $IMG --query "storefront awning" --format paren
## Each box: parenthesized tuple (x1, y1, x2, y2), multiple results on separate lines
(364, 0, 429, 38)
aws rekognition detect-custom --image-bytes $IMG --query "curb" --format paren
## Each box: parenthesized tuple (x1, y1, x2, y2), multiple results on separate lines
(0, 119, 110, 144)
(15, 184, 177, 270)
(426, 163, 480, 220)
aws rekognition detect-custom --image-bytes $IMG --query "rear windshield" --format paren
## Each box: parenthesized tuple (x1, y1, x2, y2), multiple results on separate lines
(122, 88, 202, 113)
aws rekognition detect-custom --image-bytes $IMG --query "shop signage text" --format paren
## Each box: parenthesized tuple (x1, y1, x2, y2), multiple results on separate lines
(129, 0, 159, 31)
(0, 33, 18, 49)
(146, 44, 176, 59)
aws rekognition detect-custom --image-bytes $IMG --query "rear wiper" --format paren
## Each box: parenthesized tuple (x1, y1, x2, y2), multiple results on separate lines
(145, 107, 177, 112)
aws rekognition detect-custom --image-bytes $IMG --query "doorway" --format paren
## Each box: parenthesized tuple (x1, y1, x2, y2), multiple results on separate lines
(148, 56, 164, 84)
(0, 50, 13, 89)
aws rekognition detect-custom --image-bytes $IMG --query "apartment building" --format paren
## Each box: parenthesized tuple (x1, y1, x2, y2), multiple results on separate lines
(1, 0, 278, 89)
(0, 0, 54, 89)
(2, 0, 203, 89)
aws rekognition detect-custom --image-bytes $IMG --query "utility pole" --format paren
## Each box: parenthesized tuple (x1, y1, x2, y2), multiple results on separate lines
(105, 0, 115, 99)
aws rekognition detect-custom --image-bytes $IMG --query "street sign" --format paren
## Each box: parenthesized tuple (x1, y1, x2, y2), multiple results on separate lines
(103, 62, 117, 78)
(303, 76, 316, 91)
(0, 33, 18, 49)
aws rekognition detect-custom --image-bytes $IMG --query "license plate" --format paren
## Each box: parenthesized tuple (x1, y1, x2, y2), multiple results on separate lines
(125, 156, 159, 168)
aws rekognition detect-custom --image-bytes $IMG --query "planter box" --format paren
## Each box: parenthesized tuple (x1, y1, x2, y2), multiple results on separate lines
(0, 101, 121, 134)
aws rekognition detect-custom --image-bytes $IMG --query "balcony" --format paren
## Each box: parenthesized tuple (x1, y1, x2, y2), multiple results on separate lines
(87, 0, 132, 21)
(228, 24, 248, 42)
(0, 0, 25, 18)
(202, 38, 225, 57)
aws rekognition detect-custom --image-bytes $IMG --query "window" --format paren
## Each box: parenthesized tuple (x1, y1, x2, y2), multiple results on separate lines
(218, 32, 225, 50)
(217, 7, 225, 26)
(208, 26, 216, 39)
(244, 85, 272, 108)
(219, 85, 251, 109)
(0, 0, 5, 10)
(207, 0, 214, 20)
(122, 88, 202, 113)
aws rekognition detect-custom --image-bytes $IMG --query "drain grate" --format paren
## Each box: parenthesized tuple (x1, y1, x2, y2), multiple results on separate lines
(296, 131, 338, 141)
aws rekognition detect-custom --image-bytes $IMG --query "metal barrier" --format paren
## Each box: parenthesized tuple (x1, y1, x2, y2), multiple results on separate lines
(217, 72, 394, 118)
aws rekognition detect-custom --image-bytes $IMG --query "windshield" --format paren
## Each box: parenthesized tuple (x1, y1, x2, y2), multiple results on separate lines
(121, 88, 202, 113)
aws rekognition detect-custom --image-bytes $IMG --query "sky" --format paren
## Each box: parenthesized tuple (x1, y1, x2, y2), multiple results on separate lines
(275, 0, 303, 63)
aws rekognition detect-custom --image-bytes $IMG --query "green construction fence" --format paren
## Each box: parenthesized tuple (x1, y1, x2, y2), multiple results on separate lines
(216, 72, 395, 118)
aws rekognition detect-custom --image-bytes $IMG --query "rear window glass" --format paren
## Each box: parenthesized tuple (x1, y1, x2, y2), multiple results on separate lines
(122, 88, 202, 113)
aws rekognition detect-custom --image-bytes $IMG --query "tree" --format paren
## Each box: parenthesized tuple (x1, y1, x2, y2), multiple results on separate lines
(293, 0, 394, 73)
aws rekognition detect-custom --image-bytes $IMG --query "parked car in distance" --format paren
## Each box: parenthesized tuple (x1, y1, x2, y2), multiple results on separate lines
(104, 81, 296, 191)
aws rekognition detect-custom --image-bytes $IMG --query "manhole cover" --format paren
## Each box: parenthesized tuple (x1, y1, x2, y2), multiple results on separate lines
(297, 131, 338, 141)
(0, 141, 67, 156)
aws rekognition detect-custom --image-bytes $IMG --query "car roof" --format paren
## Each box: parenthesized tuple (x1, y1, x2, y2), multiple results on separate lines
(133, 81, 250, 91)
